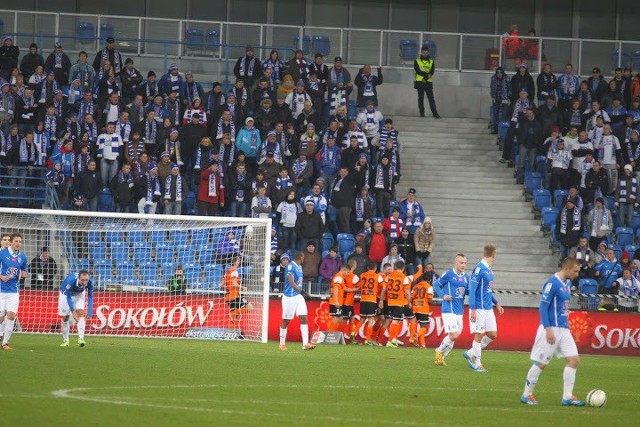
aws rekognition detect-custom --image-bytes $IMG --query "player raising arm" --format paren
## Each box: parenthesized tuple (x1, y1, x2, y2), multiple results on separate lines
(433, 253, 469, 365)
(521, 257, 585, 407)
(359, 261, 384, 346)
(379, 261, 422, 348)
(59, 270, 94, 347)
(279, 251, 315, 351)
(0, 233, 28, 350)
(464, 244, 504, 373)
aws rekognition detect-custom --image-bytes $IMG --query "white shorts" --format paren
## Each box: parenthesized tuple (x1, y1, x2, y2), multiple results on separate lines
(530, 325, 578, 364)
(0, 293, 19, 315)
(282, 294, 308, 320)
(58, 292, 86, 316)
(469, 309, 497, 334)
(441, 313, 463, 334)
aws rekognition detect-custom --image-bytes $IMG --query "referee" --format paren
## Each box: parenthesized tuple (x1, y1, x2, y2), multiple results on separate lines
(414, 45, 441, 119)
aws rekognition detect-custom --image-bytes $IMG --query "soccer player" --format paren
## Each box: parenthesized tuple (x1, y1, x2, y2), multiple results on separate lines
(373, 262, 394, 344)
(520, 257, 585, 406)
(379, 261, 422, 347)
(410, 275, 434, 348)
(223, 256, 253, 338)
(359, 261, 384, 345)
(0, 233, 28, 350)
(464, 244, 504, 372)
(339, 259, 361, 342)
(0, 233, 11, 340)
(59, 270, 94, 347)
(433, 253, 469, 365)
(327, 261, 359, 333)
(279, 251, 315, 351)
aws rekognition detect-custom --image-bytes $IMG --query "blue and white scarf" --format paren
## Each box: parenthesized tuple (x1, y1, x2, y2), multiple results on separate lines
(194, 145, 211, 170)
(218, 142, 235, 168)
(329, 88, 346, 116)
(184, 82, 200, 105)
(208, 170, 221, 197)
(21, 93, 35, 108)
(117, 120, 131, 141)
(145, 80, 158, 99)
(144, 119, 157, 145)
(127, 140, 144, 164)
(164, 99, 181, 126)
(387, 217, 404, 239)
(76, 152, 91, 173)
(355, 196, 366, 221)
(33, 132, 47, 165)
(165, 173, 183, 202)
(18, 138, 35, 163)
(361, 74, 374, 96)
(82, 121, 98, 145)
(275, 177, 292, 191)
(235, 172, 247, 202)
(290, 91, 309, 116)
(252, 195, 270, 218)
(374, 164, 393, 190)
(591, 207, 609, 236)
(379, 129, 398, 151)
(239, 57, 257, 77)
(560, 206, 581, 234)
(292, 159, 307, 178)
(44, 114, 57, 140)
(78, 99, 94, 120)
(39, 79, 58, 102)
(147, 172, 161, 202)
(618, 176, 637, 203)
(101, 48, 121, 73)
(263, 59, 284, 83)
(216, 118, 235, 141)
(0, 91, 15, 115)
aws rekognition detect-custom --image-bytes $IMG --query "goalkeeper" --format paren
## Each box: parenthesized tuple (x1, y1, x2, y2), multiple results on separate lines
(58, 271, 94, 348)
(223, 256, 253, 338)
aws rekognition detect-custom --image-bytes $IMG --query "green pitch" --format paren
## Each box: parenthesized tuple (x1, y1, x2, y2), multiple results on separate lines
(3, 335, 639, 427)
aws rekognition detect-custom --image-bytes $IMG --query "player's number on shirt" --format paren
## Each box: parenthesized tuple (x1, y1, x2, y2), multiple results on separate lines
(414, 287, 428, 299)
(387, 279, 402, 300)
(362, 278, 376, 295)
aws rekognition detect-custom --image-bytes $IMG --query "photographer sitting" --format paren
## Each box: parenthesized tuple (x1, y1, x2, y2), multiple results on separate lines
(168, 265, 187, 295)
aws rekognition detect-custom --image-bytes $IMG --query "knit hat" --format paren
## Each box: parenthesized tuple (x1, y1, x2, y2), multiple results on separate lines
(161, 151, 171, 158)
(245, 117, 254, 124)
(169, 63, 178, 71)
(54, 42, 62, 48)
(624, 164, 633, 172)
(149, 162, 158, 170)
(296, 79, 305, 87)
(170, 163, 179, 170)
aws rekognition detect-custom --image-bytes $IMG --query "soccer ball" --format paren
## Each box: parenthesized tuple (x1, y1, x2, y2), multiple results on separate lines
(586, 389, 607, 407)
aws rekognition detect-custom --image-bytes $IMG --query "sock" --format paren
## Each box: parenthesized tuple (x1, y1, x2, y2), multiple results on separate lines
(364, 324, 373, 341)
(472, 340, 482, 365)
(563, 366, 577, 399)
(229, 310, 239, 328)
(327, 319, 337, 331)
(77, 317, 86, 340)
(387, 322, 400, 342)
(523, 364, 542, 396)
(375, 326, 386, 342)
(418, 327, 427, 346)
(409, 321, 418, 341)
(350, 319, 361, 336)
(437, 336, 452, 352)
(442, 337, 455, 358)
(2, 319, 15, 345)
(62, 320, 70, 342)
(279, 327, 287, 346)
(481, 335, 494, 349)
(343, 322, 351, 337)
(0, 319, 4, 336)
(300, 324, 309, 347)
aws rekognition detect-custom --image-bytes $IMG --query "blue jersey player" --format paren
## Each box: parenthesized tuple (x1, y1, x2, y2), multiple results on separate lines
(58, 271, 94, 347)
(0, 233, 28, 350)
(279, 251, 315, 351)
(464, 244, 504, 373)
(521, 257, 585, 407)
(433, 253, 469, 366)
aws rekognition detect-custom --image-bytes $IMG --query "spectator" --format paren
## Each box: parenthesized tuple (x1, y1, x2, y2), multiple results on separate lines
(585, 191, 615, 247)
(251, 184, 272, 218)
(594, 124, 622, 194)
(157, 151, 172, 182)
(0, 36, 19, 80)
(235, 117, 262, 173)
(137, 162, 161, 215)
(557, 63, 579, 111)
(354, 64, 383, 109)
(319, 245, 342, 285)
(383, 206, 404, 241)
(44, 42, 71, 88)
(301, 241, 321, 285)
(584, 160, 609, 205)
(601, 80, 622, 112)
(290, 152, 314, 197)
(158, 63, 182, 97)
(29, 246, 58, 289)
(168, 265, 187, 295)
(163, 163, 187, 215)
(305, 71, 325, 116)
(357, 102, 383, 150)
(490, 67, 511, 134)
(365, 220, 390, 266)
(285, 50, 310, 85)
(254, 98, 277, 140)
(354, 186, 376, 232)
(96, 121, 123, 187)
(510, 64, 535, 102)
(328, 56, 353, 116)
(555, 197, 582, 259)
(69, 51, 96, 95)
(395, 228, 417, 275)
(234, 45, 262, 93)
(285, 79, 311, 120)
(607, 99, 628, 131)
(110, 162, 135, 213)
(295, 100, 321, 137)
(414, 217, 436, 268)
(277, 189, 302, 250)
(547, 139, 572, 192)
(381, 243, 404, 271)
(503, 24, 524, 65)
(262, 50, 285, 89)
(15, 87, 38, 135)
(587, 67, 606, 103)
(537, 95, 560, 139)
(197, 161, 225, 216)
(615, 164, 637, 227)
(595, 248, 622, 311)
(217, 231, 240, 265)
(295, 200, 324, 250)
(500, 88, 531, 165)
(568, 236, 599, 285)
(76, 159, 102, 211)
(93, 37, 123, 75)
(298, 123, 318, 158)
(373, 154, 395, 217)
(19, 43, 44, 80)
(616, 268, 640, 312)
(536, 63, 557, 104)
(398, 188, 426, 234)
(270, 252, 289, 293)
(347, 243, 368, 277)
(330, 166, 356, 234)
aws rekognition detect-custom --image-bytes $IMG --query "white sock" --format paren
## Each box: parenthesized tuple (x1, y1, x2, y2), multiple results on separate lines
(0, 318, 4, 335)
(3, 319, 15, 345)
(300, 324, 309, 347)
(437, 336, 453, 354)
(62, 320, 70, 342)
(472, 340, 482, 365)
(279, 327, 287, 346)
(481, 335, 493, 349)
(77, 317, 86, 340)
(563, 366, 577, 399)
(443, 338, 455, 358)
(523, 364, 542, 396)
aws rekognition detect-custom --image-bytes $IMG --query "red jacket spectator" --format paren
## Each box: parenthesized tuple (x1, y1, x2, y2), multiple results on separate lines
(365, 222, 390, 264)
(197, 164, 225, 216)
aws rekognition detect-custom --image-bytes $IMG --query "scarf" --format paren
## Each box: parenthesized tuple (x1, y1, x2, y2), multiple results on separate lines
(329, 88, 347, 116)
(374, 164, 393, 191)
(597, 134, 616, 162)
(628, 140, 640, 162)
(355, 196, 365, 221)
(208, 171, 220, 197)
(147, 172, 161, 202)
(185, 82, 200, 105)
(21, 93, 35, 108)
(253, 195, 269, 217)
(579, 90, 592, 111)
(71, 63, 92, 91)
(264, 59, 283, 82)
(55, 51, 63, 67)
(0, 91, 15, 115)
(40, 79, 58, 103)
(388, 218, 404, 239)
(581, 159, 593, 188)
(164, 99, 181, 126)
(165, 174, 183, 202)
(361, 74, 374, 96)
(79, 100, 94, 120)
(127, 140, 144, 163)
(239, 56, 257, 77)
(379, 129, 399, 151)
(194, 145, 209, 170)
(117, 169, 132, 186)
(206, 92, 225, 115)
(321, 145, 339, 171)
(559, 74, 577, 99)
(511, 99, 530, 120)
(216, 119, 235, 141)
(44, 114, 57, 140)
(233, 87, 248, 105)
(569, 109, 582, 127)
(118, 120, 131, 141)
(292, 159, 307, 178)
(144, 119, 157, 145)
(591, 207, 609, 237)
(18, 139, 35, 163)
(218, 142, 235, 167)
(101, 48, 121, 73)
(145, 80, 158, 99)
(560, 206, 581, 234)
(76, 152, 90, 173)
(618, 176, 637, 203)
(166, 137, 179, 159)
(33, 132, 47, 165)
(276, 177, 292, 191)
(82, 122, 98, 145)
(295, 59, 309, 80)
(235, 172, 246, 201)
(291, 91, 309, 115)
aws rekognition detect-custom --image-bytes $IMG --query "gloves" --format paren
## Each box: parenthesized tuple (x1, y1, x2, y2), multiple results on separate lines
(614, 202, 619, 207)
(300, 289, 310, 299)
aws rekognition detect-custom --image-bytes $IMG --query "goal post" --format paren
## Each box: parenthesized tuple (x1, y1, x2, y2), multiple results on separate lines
(0, 207, 272, 343)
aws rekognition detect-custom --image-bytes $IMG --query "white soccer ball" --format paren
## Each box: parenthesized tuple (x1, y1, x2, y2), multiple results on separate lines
(586, 389, 607, 407)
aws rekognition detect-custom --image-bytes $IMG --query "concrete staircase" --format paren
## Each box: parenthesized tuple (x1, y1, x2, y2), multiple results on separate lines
(393, 116, 557, 307)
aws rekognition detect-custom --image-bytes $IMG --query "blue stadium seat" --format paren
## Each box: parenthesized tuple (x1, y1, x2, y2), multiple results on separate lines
(89, 242, 107, 260)
(611, 48, 631, 69)
(321, 250, 330, 259)
(422, 39, 437, 58)
(155, 243, 174, 263)
(535, 155, 547, 176)
(609, 243, 622, 260)
(322, 232, 334, 252)
(71, 258, 90, 272)
(133, 241, 152, 264)
(183, 262, 201, 283)
(533, 189, 552, 211)
(104, 223, 123, 242)
(579, 278, 599, 311)
(624, 245, 639, 257)
(605, 195, 616, 212)
(206, 30, 220, 50)
(337, 233, 356, 255)
(293, 35, 311, 54)
(117, 260, 136, 281)
(110, 241, 130, 262)
(549, 224, 560, 249)
(198, 244, 216, 264)
(312, 35, 330, 56)
(399, 39, 417, 61)
(98, 189, 113, 212)
(127, 227, 146, 244)
(173, 230, 190, 246)
(145, 279, 165, 293)
(149, 229, 167, 245)
(77, 22, 95, 44)
(342, 251, 353, 262)
(541, 207, 559, 231)
(498, 121, 510, 143)
(632, 211, 640, 231)
(616, 227, 634, 247)
(176, 245, 195, 263)
(185, 28, 204, 51)
(524, 172, 542, 194)
(203, 264, 223, 290)
(348, 100, 357, 119)
(161, 262, 178, 280)
(553, 189, 569, 207)
(238, 265, 253, 282)
(87, 230, 101, 244)
(183, 192, 196, 215)
(635, 228, 640, 244)
(93, 259, 113, 280)
(191, 229, 210, 245)
(140, 261, 158, 283)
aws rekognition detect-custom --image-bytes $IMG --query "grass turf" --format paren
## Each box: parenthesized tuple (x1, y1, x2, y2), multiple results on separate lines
(2, 334, 639, 427)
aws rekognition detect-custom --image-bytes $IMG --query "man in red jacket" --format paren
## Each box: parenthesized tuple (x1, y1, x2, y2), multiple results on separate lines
(197, 161, 225, 216)
(365, 220, 390, 265)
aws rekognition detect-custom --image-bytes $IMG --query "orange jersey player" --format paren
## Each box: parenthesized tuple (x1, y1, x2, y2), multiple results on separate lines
(379, 261, 422, 347)
(339, 259, 360, 342)
(411, 278, 434, 348)
(223, 256, 253, 337)
(327, 262, 359, 332)
(359, 260, 385, 345)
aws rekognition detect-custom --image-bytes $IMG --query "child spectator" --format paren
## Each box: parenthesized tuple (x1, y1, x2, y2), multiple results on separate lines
(276, 189, 302, 250)
(319, 245, 343, 285)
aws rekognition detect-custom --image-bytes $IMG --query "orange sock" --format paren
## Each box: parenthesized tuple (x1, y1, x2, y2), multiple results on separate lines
(350, 319, 361, 336)
(343, 322, 351, 336)
(365, 324, 373, 340)
(327, 319, 337, 331)
(387, 322, 400, 342)
(409, 321, 418, 341)
(418, 327, 427, 346)
(375, 326, 386, 342)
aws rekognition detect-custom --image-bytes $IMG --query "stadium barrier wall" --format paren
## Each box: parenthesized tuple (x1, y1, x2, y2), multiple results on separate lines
(19, 291, 640, 356)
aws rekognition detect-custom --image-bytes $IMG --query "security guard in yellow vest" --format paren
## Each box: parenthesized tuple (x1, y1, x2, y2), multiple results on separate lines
(414, 46, 440, 118)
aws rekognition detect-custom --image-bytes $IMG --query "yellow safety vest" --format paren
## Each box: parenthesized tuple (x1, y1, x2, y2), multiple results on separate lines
(415, 58, 433, 83)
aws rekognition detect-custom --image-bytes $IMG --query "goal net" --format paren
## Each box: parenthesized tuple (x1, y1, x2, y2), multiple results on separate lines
(0, 207, 271, 343)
